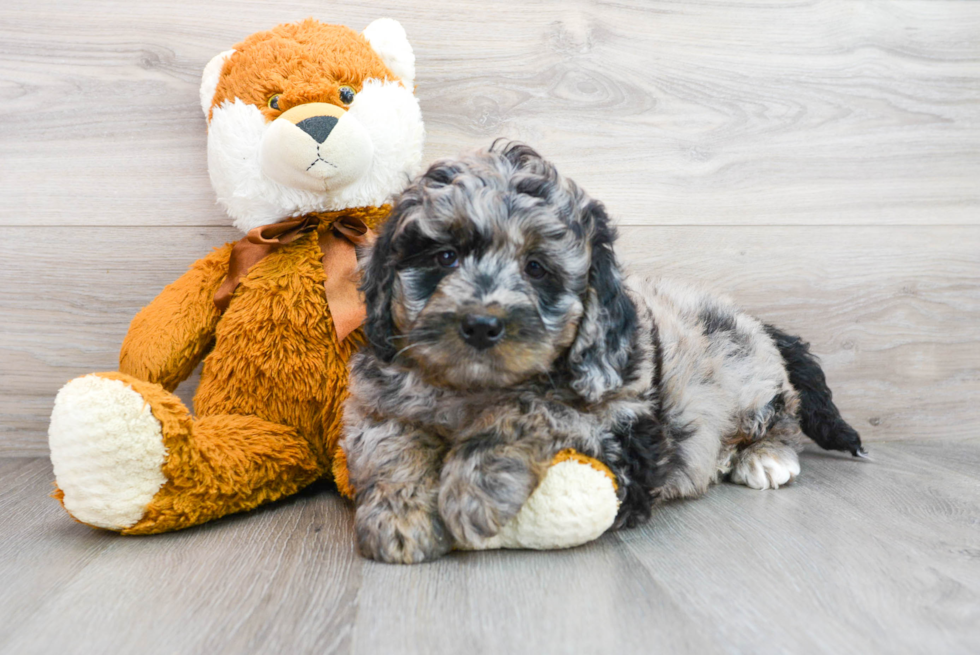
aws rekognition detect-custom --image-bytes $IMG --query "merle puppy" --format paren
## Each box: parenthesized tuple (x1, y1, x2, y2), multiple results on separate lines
(341, 143, 864, 564)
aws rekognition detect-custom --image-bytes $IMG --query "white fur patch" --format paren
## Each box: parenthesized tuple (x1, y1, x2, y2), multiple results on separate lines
(48, 375, 168, 530)
(362, 18, 415, 88)
(200, 49, 234, 117)
(260, 112, 374, 192)
(730, 445, 801, 490)
(474, 459, 619, 550)
(207, 79, 424, 232)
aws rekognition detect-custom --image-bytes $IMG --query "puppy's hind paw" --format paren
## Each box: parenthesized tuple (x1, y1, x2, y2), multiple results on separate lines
(730, 444, 801, 490)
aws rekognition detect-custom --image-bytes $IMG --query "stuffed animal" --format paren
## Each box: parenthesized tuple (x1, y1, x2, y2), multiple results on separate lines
(47, 17, 619, 548)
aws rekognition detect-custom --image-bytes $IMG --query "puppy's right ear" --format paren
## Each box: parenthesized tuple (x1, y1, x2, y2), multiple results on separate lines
(360, 221, 400, 362)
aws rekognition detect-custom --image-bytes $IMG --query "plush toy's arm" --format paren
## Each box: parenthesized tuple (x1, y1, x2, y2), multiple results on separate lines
(468, 450, 620, 551)
(119, 243, 233, 392)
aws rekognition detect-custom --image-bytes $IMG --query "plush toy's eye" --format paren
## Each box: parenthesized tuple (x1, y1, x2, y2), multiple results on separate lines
(525, 260, 547, 279)
(267, 94, 282, 111)
(435, 250, 458, 268)
(339, 86, 356, 105)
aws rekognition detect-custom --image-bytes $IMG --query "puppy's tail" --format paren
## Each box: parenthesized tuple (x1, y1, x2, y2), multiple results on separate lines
(764, 324, 867, 457)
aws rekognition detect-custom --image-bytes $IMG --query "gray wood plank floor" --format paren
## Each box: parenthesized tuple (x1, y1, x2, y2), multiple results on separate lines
(1, 441, 978, 655)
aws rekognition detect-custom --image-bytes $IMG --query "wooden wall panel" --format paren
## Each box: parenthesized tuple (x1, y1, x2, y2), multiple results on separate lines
(1, 0, 978, 454)
(1, 225, 976, 455)
(1, 0, 977, 227)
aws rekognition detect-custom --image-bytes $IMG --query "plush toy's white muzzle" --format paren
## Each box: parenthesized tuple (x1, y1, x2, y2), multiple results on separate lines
(200, 18, 424, 234)
(260, 103, 374, 193)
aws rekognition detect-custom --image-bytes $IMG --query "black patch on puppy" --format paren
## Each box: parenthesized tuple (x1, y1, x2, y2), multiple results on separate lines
(513, 175, 554, 201)
(764, 324, 866, 456)
(456, 430, 507, 460)
(700, 308, 738, 335)
(422, 162, 462, 188)
(361, 217, 402, 362)
(500, 141, 547, 170)
(765, 393, 787, 432)
(609, 413, 668, 529)
(530, 273, 569, 324)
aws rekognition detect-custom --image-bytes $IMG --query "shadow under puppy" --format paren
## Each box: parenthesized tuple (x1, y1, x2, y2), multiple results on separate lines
(341, 143, 865, 564)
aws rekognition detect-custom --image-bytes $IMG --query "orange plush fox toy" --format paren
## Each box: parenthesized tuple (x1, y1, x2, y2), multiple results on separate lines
(48, 18, 619, 547)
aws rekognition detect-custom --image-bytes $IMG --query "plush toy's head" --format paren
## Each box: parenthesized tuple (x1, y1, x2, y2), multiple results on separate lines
(200, 18, 424, 232)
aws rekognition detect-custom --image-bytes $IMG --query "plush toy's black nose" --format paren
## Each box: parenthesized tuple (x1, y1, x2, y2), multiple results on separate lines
(296, 115, 338, 143)
(460, 314, 504, 350)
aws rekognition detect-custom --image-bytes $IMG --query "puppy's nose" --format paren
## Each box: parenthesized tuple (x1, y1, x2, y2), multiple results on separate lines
(460, 314, 504, 350)
(296, 115, 338, 144)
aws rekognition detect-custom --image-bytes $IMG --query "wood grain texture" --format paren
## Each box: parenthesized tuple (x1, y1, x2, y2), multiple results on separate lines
(1, 443, 978, 654)
(2, 224, 978, 454)
(0, 0, 977, 227)
(0, 459, 363, 654)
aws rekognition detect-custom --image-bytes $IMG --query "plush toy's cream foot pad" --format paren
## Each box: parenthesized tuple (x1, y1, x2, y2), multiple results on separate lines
(48, 374, 168, 530)
(474, 450, 619, 551)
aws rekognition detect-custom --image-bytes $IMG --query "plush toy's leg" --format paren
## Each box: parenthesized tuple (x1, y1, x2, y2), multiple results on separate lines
(468, 450, 620, 551)
(49, 373, 321, 535)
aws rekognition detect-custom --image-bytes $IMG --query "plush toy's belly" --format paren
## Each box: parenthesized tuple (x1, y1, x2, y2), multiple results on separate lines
(192, 233, 362, 469)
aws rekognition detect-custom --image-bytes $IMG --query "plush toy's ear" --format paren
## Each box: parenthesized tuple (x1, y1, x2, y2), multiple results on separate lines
(362, 18, 415, 88)
(200, 49, 235, 118)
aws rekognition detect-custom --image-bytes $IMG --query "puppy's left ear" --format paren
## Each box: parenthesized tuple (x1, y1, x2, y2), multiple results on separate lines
(567, 200, 637, 403)
(360, 220, 399, 362)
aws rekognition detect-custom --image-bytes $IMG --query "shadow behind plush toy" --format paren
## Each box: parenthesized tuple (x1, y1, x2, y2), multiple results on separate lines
(47, 18, 621, 546)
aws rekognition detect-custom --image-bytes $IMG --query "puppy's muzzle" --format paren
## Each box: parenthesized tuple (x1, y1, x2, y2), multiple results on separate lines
(260, 102, 373, 193)
(459, 313, 504, 350)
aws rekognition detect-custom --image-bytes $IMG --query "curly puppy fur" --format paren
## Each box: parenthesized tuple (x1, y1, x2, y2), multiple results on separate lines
(341, 143, 864, 564)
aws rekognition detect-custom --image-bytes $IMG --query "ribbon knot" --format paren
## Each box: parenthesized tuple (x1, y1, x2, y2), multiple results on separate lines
(213, 208, 385, 341)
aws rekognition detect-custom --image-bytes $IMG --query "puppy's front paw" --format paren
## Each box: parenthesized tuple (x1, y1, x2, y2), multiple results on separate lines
(355, 486, 451, 564)
(438, 478, 515, 548)
(730, 444, 801, 490)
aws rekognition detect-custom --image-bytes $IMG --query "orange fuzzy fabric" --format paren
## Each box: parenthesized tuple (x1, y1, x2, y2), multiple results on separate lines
(211, 19, 398, 122)
(102, 211, 387, 534)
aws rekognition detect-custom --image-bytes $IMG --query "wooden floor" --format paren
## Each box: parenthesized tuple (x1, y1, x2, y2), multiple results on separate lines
(1, 441, 978, 654)
(1, 0, 979, 652)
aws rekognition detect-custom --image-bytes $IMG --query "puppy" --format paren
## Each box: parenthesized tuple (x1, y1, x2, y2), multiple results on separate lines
(341, 143, 865, 564)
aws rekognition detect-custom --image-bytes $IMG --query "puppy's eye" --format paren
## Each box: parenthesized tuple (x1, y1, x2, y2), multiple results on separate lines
(435, 250, 459, 268)
(339, 86, 356, 105)
(525, 259, 547, 279)
(267, 94, 282, 111)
